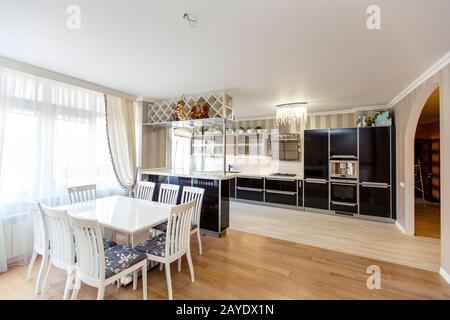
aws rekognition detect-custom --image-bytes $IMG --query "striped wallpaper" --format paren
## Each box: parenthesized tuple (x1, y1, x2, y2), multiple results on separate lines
(233, 112, 359, 131)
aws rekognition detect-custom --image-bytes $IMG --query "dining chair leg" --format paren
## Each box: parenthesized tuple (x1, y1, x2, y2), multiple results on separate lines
(35, 253, 49, 294)
(40, 262, 53, 299)
(186, 250, 195, 283)
(71, 271, 81, 300)
(178, 258, 182, 272)
(63, 269, 74, 300)
(97, 286, 105, 300)
(142, 263, 147, 300)
(26, 249, 37, 281)
(116, 280, 120, 288)
(133, 271, 138, 290)
(197, 230, 202, 255)
(159, 263, 163, 271)
(164, 263, 173, 300)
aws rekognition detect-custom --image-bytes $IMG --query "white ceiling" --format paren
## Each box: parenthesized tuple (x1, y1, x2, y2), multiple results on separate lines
(1, 0, 449, 119)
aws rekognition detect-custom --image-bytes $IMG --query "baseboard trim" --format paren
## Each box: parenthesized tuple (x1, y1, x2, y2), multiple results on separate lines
(395, 221, 406, 234)
(439, 267, 450, 284)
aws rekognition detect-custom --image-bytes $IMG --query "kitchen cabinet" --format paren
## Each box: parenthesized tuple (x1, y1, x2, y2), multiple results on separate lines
(236, 177, 264, 189)
(264, 177, 297, 206)
(330, 128, 358, 158)
(304, 180, 329, 210)
(304, 129, 329, 179)
(359, 183, 391, 218)
(359, 127, 391, 184)
(230, 177, 236, 198)
(236, 176, 264, 201)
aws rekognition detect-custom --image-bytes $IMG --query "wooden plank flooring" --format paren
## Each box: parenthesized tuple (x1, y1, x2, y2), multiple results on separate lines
(230, 201, 441, 271)
(1, 230, 449, 300)
(415, 201, 440, 238)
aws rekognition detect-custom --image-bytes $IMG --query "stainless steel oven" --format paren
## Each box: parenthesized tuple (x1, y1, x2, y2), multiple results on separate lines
(329, 160, 358, 180)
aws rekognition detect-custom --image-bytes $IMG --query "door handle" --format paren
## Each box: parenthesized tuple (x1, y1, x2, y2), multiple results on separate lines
(305, 179, 327, 184)
(331, 201, 358, 207)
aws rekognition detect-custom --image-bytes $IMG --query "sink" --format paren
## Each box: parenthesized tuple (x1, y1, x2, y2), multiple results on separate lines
(228, 171, 241, 174)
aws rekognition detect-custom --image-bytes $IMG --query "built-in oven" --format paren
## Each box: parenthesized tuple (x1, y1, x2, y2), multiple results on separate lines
(329, 160, 358, 180)
(330, 180, 358, 214)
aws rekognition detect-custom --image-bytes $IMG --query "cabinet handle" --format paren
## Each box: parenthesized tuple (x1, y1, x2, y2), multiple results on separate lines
(305, 179, 327, 184)
(360, 183, 389, 189)
(266, 178, 297, 182)
(330, 155, 358, 159)
(331, 201, 358, 207)
(265, 190, 297, 196)
(236, 187, 264, 192)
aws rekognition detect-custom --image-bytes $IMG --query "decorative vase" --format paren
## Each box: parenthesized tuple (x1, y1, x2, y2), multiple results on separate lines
(174, 96, 188, 121)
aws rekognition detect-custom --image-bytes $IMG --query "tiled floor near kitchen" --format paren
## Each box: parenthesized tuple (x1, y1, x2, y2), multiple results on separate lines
(1, 229, 449, 300)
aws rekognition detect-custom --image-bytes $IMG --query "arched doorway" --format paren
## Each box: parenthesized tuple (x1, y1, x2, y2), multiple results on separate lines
(414, 88, 440, 238)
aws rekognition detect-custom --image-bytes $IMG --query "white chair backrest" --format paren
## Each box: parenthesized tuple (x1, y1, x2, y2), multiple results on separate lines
(41, 206, 76, 269)
(28, 201, 48, 255)
(69, 213, 105, 283)
(158, 184, 180, 205)
(67, 184, 96, 204)
(135, 181, 156, 201)
(165, 200, 195, 258)
(181, 187, 204, 227)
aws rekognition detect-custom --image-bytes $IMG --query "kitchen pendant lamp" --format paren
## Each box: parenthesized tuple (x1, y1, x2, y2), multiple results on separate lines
(276, 102, 308, 128)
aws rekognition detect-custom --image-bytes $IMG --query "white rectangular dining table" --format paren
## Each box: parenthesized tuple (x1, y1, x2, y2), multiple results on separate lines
(58, 195, 173, 248)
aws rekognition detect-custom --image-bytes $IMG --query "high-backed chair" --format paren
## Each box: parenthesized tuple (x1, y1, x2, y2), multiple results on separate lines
(69, 214, 148, 300)
(153, 187, 205, 256)
(26, 201, 49, 294)
(158, 184, 180, 205)
(135, 181, 156, 201)
(135, 200, 196, 300)
(40, 206, 76, 300)
(67, 184, 96, 204)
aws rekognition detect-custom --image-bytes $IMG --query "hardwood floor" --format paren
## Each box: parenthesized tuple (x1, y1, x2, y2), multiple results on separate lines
(230, 201, 441, 271)
(1, 230, 449, 300)
(415, 200, 440, 238)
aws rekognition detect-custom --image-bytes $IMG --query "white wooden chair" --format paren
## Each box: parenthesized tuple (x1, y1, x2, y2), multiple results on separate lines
(26, 201, 50, 294)
(67, 184, 96, 204)
(135, 181, 156, 201)
(135, 200, 196, 300)
(68, 214, 148, 300)
(181, 187, 205, 256)
(40, 206, 76, 300)
(158, 183, 180, 205)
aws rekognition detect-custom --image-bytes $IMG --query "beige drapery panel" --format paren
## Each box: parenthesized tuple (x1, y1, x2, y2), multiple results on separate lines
(105, 95, 137, 191)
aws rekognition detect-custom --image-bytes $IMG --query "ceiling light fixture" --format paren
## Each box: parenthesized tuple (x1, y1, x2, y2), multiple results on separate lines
(183, 13, 199, 27)
(276, 102, 308, 129)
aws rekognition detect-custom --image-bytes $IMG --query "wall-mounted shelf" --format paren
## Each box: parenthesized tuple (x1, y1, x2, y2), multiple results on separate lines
(144, 91, 234, 125)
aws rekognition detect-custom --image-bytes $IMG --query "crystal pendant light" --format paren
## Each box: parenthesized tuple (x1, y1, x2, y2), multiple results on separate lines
(276, 102, 308, 128)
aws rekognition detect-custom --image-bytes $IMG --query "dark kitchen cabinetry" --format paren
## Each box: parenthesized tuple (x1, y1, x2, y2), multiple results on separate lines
(359, 127, 391, 184)
(192, 178, 230, 233)
(147, 175, 169, 201)
(264, 178, 297, 206)
(304, 129, 329, 179)
(304, 180, 329, 210)
(230, 178, 236, 198)
(330, 128, 358, 158)
(236, 177, 264, 202)
(359, 184, 391, 218)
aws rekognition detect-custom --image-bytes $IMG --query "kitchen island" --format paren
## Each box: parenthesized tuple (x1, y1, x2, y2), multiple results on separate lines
(141, 168, 237, 237)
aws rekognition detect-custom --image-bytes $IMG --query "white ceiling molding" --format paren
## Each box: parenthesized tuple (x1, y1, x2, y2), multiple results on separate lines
(388, 51, 450, 107)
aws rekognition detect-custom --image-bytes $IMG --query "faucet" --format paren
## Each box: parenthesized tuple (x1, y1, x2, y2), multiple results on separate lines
(228, 164, 233, 172)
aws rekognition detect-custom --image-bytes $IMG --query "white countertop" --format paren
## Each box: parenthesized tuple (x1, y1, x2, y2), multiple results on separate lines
(141, 168, 302, 180)
(141, 168, 238, 180)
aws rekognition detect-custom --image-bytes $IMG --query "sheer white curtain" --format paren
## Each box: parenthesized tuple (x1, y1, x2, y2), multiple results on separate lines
(0, 68, 121, 272)
(105, 95, 137, 191)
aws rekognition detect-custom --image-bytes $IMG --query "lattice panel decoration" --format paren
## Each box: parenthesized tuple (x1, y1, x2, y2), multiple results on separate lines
(146, 92, 234, 124)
